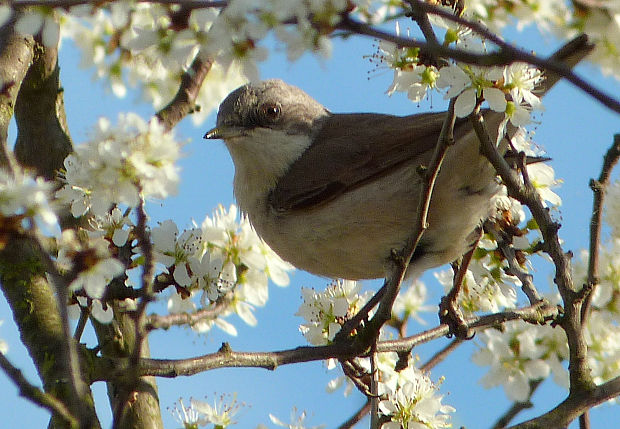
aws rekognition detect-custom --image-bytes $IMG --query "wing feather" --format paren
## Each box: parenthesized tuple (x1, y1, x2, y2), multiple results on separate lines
(269, 111, 469, 212)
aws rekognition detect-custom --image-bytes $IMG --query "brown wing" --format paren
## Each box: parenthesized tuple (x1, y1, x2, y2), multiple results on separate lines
(269, 111, 468, 212)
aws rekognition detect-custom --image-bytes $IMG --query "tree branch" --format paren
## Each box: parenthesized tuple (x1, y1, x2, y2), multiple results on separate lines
(93, 302, 558, 380)
(507, 375, 620, 429)
(145, 298, 230, 331)
(583, 134, 620, 322)
(339, 16, 618, 114)
(155, 51, 213, 130)
(471, 109, 593, 396)
(492, 380, 542, 429)
(0, 352, 78, 427)
(0, 16, 32, 173)
(338, 399, 371, 429)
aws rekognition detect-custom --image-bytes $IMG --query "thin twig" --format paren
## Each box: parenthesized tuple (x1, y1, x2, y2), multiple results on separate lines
(365, 97, 458, 341)
(73, 304, 90, 341)
(485, 219, 542, 304)
(439, 234, 480, 339)
(337, 399, 371, 429)
(369, 347, 379, 429)
(419, 338, 462, 372)
(145, 298, 231, 331)
(583, 134, 620, 323)
(155, 51, 213, 131)
(0, 352, 78, 428)
(492, 380, 542, 429)
(336, 98, 458, 342)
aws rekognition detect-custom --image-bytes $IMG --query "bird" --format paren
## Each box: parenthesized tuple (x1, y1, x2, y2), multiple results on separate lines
(205, 36, 592, 282)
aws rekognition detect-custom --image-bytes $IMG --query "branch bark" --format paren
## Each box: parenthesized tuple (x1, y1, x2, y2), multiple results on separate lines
(0, 18, 33, 172)
(91, 302, 558, 380)
(0, 16, 100, 429)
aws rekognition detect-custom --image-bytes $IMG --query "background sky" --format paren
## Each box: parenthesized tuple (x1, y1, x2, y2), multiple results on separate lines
(1, 20, 620, 429)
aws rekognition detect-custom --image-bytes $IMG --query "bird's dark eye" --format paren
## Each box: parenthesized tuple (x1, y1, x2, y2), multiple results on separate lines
(260, 103, 281, 123)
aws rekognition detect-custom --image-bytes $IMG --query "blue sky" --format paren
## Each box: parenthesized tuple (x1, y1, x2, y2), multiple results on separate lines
(1, 22, 620, 429)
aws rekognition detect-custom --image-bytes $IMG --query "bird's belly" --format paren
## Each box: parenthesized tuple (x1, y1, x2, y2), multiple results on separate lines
(247, 159, 498, 280)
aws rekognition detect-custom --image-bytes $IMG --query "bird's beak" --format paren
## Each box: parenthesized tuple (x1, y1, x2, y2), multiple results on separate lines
(203, 125, 246, 140)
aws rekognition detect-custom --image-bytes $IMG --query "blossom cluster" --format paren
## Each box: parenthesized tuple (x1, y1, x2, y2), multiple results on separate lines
(296, 280, 373, 345)
(375, 20, 545, 125)
(0, 170, 58, 231)
(296, 279, 455, 426)
(160, 205, 294, 336)
(465, 0, 620, 81)
(56, 0, 351, 124)
(378, 366, 455, 429)
(472, 322, 569, 401)
(56, 112, 180, 218)
(170, 395, 243, 428)
(1, 1, 616, 134)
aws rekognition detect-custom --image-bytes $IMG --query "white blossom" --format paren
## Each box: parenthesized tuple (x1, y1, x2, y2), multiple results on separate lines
(190, 394, 243, 428)
(267, 407, 325, 429)
(0, 170, 58, 230)
(152, 220, 202, 287)
(605, 180, 620, 238)
(87, 206, 133, 247)
(297, 280, 373, 345)
(57, 113, 181, 217)
(472, 322, 560, 401)
(169, 398, 208, 429)
(56, 230, 125, 300)
(378, 368, 455, 429)
(585, 311, 620, 387)
(15, 9, 61, 47)
(392, 280, 436, 324)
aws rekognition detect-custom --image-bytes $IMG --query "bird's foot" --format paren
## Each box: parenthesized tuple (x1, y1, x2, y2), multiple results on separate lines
(439, 295, 473, 339)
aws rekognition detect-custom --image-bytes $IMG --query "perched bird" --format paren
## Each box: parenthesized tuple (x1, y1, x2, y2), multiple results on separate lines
(205, 36, 592, 281)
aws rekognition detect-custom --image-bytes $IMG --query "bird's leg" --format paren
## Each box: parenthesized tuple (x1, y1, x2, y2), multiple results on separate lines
(438, 228, 482, 339)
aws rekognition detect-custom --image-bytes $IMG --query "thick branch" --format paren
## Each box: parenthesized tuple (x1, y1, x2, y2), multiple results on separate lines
(93, 302, 557, 380)
(0, 18, 33, 172)
(0, 15, 99, 428)
(471, 110, 593, 394)
(13, 30, 72, 179)
(0, 239, 100, 429)
(91, 308, 164, 429)
(507, 375, 620, 429)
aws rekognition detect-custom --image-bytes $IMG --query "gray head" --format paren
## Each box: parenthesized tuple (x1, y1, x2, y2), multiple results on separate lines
(204, 79, 329, 140)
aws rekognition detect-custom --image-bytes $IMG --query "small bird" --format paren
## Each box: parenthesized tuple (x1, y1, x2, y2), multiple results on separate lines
(205, 36, 592, 281)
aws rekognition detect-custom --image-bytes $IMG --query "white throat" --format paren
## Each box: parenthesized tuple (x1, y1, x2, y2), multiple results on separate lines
(225, 128, 312, 213)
